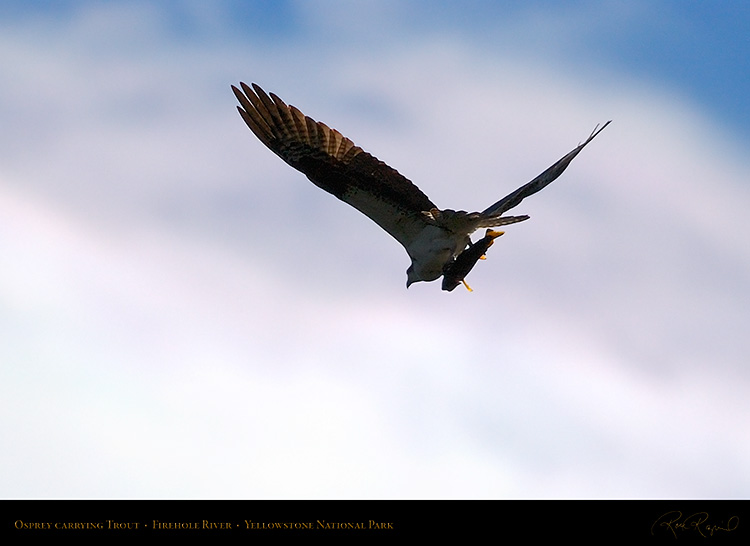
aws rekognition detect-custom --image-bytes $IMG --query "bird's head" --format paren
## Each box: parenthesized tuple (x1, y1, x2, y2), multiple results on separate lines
(406, 265, 420, 288)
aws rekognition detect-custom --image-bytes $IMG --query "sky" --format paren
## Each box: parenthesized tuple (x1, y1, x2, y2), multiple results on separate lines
(1, 0, 749, 499)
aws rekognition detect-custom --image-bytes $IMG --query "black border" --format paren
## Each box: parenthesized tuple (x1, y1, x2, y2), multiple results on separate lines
(3, 500, 748, 542)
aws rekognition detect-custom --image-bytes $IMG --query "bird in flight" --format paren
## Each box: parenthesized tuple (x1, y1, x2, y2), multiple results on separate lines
(232, 82, 609, 291)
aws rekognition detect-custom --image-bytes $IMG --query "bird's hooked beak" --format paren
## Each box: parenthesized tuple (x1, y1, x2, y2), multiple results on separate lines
(406, 265, 416, 288)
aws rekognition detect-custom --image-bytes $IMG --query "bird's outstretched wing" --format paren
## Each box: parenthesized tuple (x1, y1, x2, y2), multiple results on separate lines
(232, 82, 435, 249)
(481, 121, 611, 217)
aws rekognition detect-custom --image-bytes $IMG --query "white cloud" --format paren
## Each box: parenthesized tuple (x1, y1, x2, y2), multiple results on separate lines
(1, 2, 749, 499)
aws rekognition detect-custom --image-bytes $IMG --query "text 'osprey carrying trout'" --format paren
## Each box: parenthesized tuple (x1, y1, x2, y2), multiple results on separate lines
(232, 82, 609, 292)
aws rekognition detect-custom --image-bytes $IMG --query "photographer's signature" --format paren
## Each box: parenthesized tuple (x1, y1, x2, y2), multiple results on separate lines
(651, 511, 739, 538)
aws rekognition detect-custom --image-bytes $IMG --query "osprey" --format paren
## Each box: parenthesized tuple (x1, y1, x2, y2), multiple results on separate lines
(232, 82, 609, 291)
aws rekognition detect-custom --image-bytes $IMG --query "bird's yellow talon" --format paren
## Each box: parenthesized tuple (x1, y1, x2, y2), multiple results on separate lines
(462, 279, 473, 292)
(479, 255, 487, 260)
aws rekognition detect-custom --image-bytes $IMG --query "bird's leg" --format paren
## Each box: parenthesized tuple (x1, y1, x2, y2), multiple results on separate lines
(461, 279, 473, 292)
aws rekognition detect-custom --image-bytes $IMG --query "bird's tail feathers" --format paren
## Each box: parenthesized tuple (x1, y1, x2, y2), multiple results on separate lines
(475, 214, 530, 228)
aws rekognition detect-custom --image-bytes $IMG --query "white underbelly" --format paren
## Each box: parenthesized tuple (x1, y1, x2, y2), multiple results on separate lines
(407, 226, 468, 282)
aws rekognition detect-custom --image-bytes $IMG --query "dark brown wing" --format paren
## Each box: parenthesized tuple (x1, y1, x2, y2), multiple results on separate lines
(232, 82, 436, 249)
(482, 121, 611, 216)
